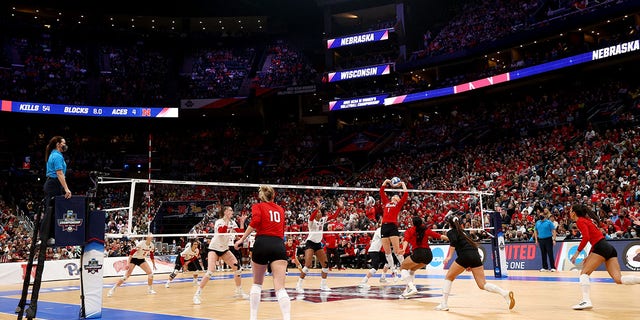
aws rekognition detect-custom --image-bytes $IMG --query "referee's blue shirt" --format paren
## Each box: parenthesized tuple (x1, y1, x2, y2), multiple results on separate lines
(46, 150, 66, 178)
(535, 219, 555, 239)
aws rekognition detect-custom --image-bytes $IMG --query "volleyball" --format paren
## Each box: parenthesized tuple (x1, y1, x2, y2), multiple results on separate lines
(364, 196, 375, 206)
(391, 177, 401, 186)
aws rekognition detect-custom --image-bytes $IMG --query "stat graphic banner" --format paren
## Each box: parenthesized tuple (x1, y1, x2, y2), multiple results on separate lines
(329, 94, 388, 111)
(327, 28, 392, 49)
(1, 100, 179, 118)
(328, 39, 639, 111)
(326, 64, 393, 83)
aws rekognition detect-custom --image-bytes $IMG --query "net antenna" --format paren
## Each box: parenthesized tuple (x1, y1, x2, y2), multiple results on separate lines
(147, 133, 153, 230)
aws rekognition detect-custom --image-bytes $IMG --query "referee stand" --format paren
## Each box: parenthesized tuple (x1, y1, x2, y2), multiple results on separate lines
(15, 195, 102, 320)
(16, 196, 55, 320)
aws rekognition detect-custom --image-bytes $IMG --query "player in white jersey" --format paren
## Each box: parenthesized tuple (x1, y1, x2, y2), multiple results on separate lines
(193, 206, 248, 304)
(108, 233, 157, 297)
(295, 197, 343, 293)
(357, 226, 396, 288)
(165, 239, 204, 288)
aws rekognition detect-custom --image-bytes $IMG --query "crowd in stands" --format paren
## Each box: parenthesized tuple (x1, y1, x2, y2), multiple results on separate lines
(0, 30, 314, 107)
(1, 1, 640, 265)
(180, 46, 256, 98)
(417, 0, 630, 59)
(0, 34, 89, 105)
(255, 41, 319, 88)
(3, 61, 639, 264)
(99, 43, 173, 106)
(420, 0, 538, 57)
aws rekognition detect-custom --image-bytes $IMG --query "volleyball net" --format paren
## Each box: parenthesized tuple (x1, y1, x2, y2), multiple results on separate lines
(96, 177, 497, 247)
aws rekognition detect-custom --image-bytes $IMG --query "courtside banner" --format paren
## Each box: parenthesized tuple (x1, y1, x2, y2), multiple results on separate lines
(326, 64, 393, 83)
(0, 256, 177, 285)
(329, 94, 388, 111)
(327, 28, 392, 49)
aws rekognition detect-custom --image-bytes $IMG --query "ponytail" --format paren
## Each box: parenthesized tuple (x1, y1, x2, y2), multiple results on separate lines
(447, 214, 478, 248)
(412, 216, 427, 244)
(45, 136, 64, 163)
(572, 204, 601, 225)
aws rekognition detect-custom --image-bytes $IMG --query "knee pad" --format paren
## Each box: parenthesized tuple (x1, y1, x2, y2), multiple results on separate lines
(369, 268, 377, 275)
(169, 272, 177, 280)
(302, 266, 309, 274)
(234, 270, 242, 277)
(205, 270, 215, 277)
(233, 262, 240, 270)
(250, 284, 262, 295)
(321, 267, 329, 273)
(121, 275, 129, 281)
(148, 274, 154, 281)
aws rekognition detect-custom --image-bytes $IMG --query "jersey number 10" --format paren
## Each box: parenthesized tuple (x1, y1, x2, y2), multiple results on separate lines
(269, 210, 281, 222)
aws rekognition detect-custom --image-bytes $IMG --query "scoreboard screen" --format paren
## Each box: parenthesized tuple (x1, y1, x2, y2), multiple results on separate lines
(1, 100, 179, 118)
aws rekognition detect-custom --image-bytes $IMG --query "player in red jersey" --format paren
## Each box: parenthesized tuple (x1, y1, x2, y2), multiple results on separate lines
(379, 178, 408, 274)
(234, 185, 290, 320)
(397, 216, 448, 298)
(285, 237, 302, 273)
(569, 204, 640, 310)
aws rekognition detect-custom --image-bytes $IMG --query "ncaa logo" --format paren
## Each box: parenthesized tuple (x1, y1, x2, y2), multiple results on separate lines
(430, 247, 445, 267)
(623, 242, 640, 271)
(568, 245, 587, 265)
(477, 246, 486, 263)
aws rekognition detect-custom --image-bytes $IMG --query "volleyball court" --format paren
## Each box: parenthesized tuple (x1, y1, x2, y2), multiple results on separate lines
(1, 177, 638, 319)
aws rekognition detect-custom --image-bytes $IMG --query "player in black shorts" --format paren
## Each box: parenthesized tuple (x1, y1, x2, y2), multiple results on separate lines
(568, 204, 640, 310)
(435, 213, 515, 311)
(165, 239, 203, 288)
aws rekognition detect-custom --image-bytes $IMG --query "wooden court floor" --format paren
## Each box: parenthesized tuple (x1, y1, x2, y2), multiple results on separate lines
(1, 269, 638, 320)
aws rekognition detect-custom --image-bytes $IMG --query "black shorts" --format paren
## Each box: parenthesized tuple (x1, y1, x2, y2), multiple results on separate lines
(369, 252, 385, 269)
(173, 257, 186, 270)
(209, 248, 229, 256)
(130, 257, 147, 266)
(591, 238, 617, 261)
(410, 248, 433, 265)
(381, 223, 399, 238)
(305, 240, 323, 252)
(252, 235, 287, 265)
(176, 257, 202, 271)
(185, 259, 203, 271)
(455, 250, 483, 269)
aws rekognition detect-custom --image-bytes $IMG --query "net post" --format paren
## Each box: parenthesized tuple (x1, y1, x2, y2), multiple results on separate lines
(489, 210, 508, 278)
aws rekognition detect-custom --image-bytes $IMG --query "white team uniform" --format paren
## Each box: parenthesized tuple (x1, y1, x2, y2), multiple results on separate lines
(368, 228, 383, 253)
(208, 218, 239, 251)
(132, 240, 154, 259)
(306, 216, 327, 244)
(181, 242, 200, 261)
